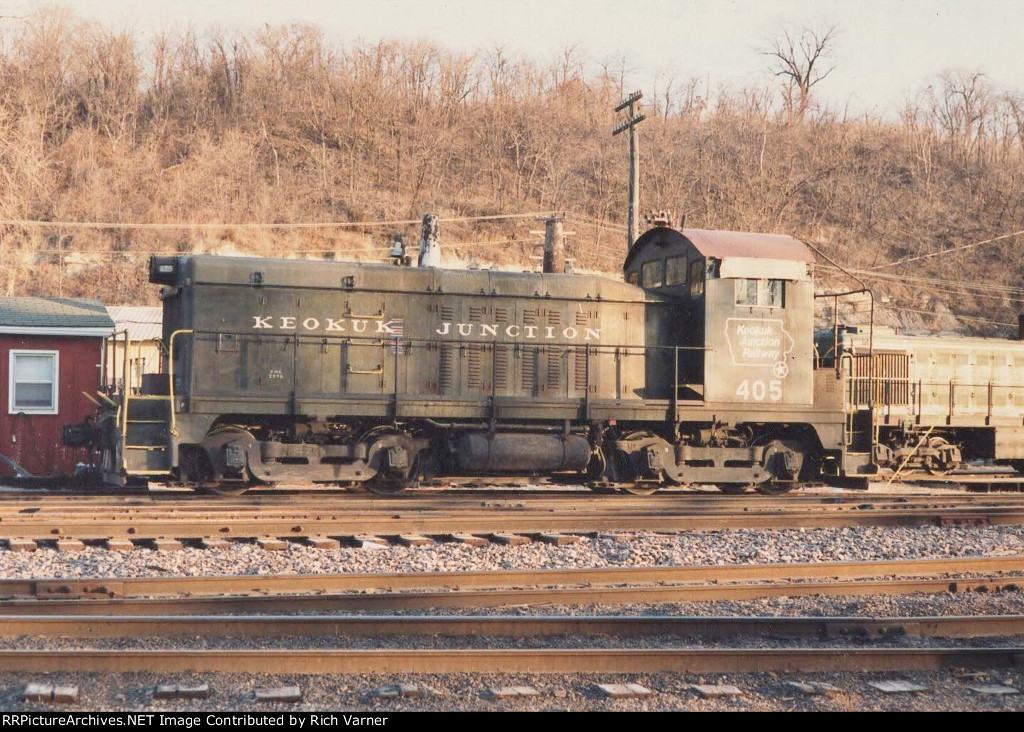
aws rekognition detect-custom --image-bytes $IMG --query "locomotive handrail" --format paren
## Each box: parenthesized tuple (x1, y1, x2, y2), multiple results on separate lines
(181, 326, 708, 353)
(166, 329, 194, 438)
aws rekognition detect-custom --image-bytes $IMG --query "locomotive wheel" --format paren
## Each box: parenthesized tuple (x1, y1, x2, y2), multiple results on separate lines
(182, 448, 250, 496)
(200, 481, 250, 497)
(755, 480, 794, 495)
(717, 483, 750, 495)
(365, 477, 410, 496)
(621, 482, 660, 496)
(361, 426, 417, 496)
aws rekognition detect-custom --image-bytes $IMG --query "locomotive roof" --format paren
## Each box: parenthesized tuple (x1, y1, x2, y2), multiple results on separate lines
(624, 226, 814, 270)
(166, 255, 652, 303)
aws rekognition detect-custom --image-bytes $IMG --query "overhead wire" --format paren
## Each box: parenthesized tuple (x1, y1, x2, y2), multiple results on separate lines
(0, 211, 559, 231)
(864, 229, 1024, 271)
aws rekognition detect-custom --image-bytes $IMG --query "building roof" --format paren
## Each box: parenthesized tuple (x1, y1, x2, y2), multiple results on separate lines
(0, 297, 115, 336)
(106, 305, 163, 342)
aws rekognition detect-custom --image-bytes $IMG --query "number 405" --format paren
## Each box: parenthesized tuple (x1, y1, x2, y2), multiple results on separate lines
(735, 379, 783, 402)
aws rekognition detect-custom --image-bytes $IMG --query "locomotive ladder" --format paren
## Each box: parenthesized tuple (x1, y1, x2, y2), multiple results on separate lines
(108, 329, 178, 479)
(120, 393, 172, 476)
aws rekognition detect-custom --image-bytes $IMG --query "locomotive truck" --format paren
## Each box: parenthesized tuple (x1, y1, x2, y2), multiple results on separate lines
(62, 221, 1024, 494)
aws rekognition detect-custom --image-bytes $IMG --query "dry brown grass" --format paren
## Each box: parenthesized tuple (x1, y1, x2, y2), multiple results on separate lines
(0, 10, 1022, 333)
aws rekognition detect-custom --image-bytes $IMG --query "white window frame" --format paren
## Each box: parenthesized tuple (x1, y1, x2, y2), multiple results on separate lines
(9, 350, 59, 415)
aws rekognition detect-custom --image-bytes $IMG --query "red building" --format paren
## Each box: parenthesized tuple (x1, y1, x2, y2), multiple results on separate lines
(0, 298, 114, 477)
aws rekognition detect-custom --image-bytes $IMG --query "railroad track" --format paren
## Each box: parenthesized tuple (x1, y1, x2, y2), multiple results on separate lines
(2, 493, 1024, 546)
(2, 556, 1021, 613)
(0, 615, 1022, 674)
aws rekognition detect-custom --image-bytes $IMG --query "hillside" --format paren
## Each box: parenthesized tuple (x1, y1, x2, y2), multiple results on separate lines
(1, 10, 1023, 336)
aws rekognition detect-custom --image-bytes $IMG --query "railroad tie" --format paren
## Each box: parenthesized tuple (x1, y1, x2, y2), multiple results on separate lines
(595, 683, 652, 699)
(5, 538, 37, 552)
(376, 684, 420, 698)
(350, 535, 390, 549)
(104, 539, 135, 552)
(868, 680, 929, 694)
(256, 536, 289, 551)
(152, 537, 183, 551)
(305, 535, 341, 550)
(396, 534, 433, 547)
(534, 532, 581, 546)
(198, 537, 232, 550)
(154, 683, 211, 700)
(23, 683, 78, 704)
(692, 684, 744, 698)
(448, 533, 488, 547)
(489, 686, 540, 699)
(787, 681, 842, 696)
(488, 533, 531, 546)
(255, 686, 302, 703)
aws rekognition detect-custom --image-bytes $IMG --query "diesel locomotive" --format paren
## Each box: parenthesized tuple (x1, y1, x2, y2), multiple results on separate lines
(63, 221, 1024, 494)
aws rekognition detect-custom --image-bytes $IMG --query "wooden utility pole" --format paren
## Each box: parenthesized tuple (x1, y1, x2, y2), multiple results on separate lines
(613, 90, 645, 250)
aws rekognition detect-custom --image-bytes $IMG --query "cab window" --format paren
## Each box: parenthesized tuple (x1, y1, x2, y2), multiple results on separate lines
(641, 259, 664, 287)
(735, 278, 785, 307)
(689, 260, 704, 297)
(665, 256, 688, 286)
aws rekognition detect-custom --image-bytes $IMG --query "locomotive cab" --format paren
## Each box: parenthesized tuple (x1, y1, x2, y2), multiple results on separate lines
(624, 224, 816, 407)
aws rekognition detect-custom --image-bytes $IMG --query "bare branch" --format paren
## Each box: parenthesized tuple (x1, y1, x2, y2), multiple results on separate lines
(763, 24, 838, 121)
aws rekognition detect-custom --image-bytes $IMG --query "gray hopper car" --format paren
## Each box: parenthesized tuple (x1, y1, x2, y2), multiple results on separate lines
(63, 223, 1024, 494)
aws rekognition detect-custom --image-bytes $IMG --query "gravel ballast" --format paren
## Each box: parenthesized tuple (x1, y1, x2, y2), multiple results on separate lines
(3, 524, 1024, 711)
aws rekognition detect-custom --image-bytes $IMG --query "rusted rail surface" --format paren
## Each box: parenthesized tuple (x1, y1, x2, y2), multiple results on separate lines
(3, 576, 1022, 615)
(3, 490, 1024, 513)
(5, 555, 1024, 599)
(0, 647, 1021, 674)
(2, 614, 1024, 640)
(3, 556, 1023, 603)
(1, 500, 1023, 540)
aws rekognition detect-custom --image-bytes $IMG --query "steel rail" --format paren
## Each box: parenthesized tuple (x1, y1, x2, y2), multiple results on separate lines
(2, 614, 1024, 640)
(1, 506, 1022, 539)
(4, 487, 1019, 503)
(4, 575, 1023, 615)
(2, 490, 1022, 512)
(5, 555, 1024, 600)
(0, 647, 1020, 674)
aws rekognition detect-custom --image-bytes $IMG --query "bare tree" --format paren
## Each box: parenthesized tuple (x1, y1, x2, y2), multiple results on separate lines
(764, 24, 837, 121)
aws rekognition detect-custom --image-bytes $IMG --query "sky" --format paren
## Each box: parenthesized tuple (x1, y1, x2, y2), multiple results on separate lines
(8, 0, 1024, 117)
